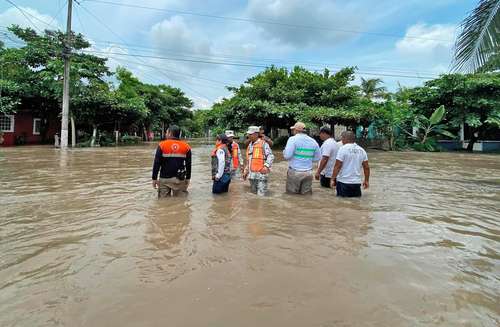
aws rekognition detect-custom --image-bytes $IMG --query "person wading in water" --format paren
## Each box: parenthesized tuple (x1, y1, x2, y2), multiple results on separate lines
(315, 126, 339, 188)
(283, 122, 321, 195)
(225, 130, 244, 179)
(211, 134, 232, 194)
(152, 125, 192, 198)
(331, 131, 370, 197)
(243, 126, 274, 196)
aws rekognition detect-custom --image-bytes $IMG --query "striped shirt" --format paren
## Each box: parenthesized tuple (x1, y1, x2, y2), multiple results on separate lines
(283, 133, 321, 171)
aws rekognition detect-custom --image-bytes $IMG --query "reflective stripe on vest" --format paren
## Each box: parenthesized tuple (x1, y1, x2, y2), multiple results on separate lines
(231, 143, 240, 169)
(159, 139, 191, 158)
(294, 147, 315, 159)
(247, 139, 265, 172)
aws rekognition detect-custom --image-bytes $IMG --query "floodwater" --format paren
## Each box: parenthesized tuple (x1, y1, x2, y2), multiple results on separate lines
(0, 143, 499, 327)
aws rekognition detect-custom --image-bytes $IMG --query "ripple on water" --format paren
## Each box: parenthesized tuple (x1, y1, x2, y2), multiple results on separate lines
(0, 146, 499, 326)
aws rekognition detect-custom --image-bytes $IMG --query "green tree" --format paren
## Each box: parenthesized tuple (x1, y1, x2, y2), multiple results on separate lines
(409, 73, 500, 146)
(452, 0, 500, 73)
(360, 77, 387, 99)
(207, 66, 366, 133)
(1, 25, 113, 143)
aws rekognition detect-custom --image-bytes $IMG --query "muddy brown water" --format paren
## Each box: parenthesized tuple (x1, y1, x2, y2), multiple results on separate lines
(0, 143, 499, 327)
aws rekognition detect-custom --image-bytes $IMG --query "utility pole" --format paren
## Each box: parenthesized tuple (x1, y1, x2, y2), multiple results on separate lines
(60, 0, 73, 149)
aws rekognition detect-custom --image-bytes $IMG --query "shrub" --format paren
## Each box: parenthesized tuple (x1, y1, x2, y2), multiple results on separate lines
(273, 135, 289, 148)
(121, 135, 142, 145)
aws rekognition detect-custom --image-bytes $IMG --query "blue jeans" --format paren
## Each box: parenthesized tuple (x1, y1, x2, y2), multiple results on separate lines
(212, 173, 231, 194)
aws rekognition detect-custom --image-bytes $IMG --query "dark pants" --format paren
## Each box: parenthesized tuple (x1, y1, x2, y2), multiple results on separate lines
(212, 173, 231, 194)
(320, 175, 331, 188)
(336, 181, 362, 197)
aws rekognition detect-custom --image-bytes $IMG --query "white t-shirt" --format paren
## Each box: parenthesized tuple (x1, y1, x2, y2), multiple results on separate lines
(336, 143, 368, 184)
(319, 138, 339, 178)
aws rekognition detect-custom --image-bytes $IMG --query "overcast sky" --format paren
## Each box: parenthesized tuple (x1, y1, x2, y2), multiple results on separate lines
(0, 0, 476, 108)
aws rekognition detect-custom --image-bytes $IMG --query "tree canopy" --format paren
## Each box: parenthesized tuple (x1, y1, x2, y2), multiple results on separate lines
(0, 25, 193, 141)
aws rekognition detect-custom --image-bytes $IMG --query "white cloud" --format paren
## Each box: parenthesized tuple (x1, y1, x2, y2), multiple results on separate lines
(149, 15, 213, 74)
(0, 6, 59, 30)
(191, 95, 212, 109)
(245, 0, 365, 47)
(396, 23, 455, 58)
(91, 43, 130, 72)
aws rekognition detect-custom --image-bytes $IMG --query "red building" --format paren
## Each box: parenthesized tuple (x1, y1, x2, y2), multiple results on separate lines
(0, 110, 59, 146)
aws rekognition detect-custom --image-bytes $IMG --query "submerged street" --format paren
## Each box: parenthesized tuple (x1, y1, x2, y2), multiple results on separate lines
(1, 144, 499, 326)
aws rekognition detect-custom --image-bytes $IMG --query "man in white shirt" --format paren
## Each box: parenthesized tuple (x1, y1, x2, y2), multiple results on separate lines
(331, 131, 370, 197)
(315, 126, 339, 188)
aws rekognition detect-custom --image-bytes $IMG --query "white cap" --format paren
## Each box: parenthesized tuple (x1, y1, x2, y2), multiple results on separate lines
(225, 130, 235, 137)
(246, 126, 260, 135)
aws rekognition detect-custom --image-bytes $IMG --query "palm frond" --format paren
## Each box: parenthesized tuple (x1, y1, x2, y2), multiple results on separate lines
(452, 0, 500, 73)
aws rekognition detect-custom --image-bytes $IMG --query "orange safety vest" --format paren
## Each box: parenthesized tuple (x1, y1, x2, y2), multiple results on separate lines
(230, 142, 240, 169)
(211, 143, 225, 156)
(159, 139, 191, 158)
(246, 139, 265, 172)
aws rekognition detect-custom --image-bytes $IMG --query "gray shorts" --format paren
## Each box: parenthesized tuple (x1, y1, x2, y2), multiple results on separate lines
(158, 177, 188, 198)
(286, 169, 313, 194)
(249, 172, 268, 196)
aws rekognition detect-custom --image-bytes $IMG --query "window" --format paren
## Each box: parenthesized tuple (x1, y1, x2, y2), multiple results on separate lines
(0, 115, 14, 133)
(33, 118, 41, 135)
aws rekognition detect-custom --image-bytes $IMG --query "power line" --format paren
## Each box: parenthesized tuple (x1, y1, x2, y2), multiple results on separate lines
(0, 25, 444, 76)
(3, 0, 42, 32)
(84, 0, 453, 43)
(0, 31, 440, 80)
(88, 39, 442, 76)
(83, 49, 438, 80)
(76, 2, 214, 101)
(104, 55, 236, 87)
(47, 0, 68, 28)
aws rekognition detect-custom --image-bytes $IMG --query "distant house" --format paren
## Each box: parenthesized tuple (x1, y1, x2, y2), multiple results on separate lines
(0, 110, 59, 146)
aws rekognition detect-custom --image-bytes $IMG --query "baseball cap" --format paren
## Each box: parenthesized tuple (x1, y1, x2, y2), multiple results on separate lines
(225, 130, 235, 137)
(290, 122, 306, 131)
(246, 126, 260, 135)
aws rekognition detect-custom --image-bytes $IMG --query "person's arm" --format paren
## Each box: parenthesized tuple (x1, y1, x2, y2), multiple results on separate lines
(262, 142, 274, 173)
(313, 143, 322, 162)
(237, 144, 244, 169)
(152, 146, 162, 188)
(185, 149, 192, 181)
(282, 137, 295, 160)
(330, 159, 343, 187)
(315, 155, 329, 180)
(362, 161, 370, 189)
(242, 144, 250, 180)
(264, 136, 273, 147)
(215, 149, 225, 180)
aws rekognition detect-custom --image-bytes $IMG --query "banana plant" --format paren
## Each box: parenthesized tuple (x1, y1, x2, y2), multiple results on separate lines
(414, 106, 455, 150)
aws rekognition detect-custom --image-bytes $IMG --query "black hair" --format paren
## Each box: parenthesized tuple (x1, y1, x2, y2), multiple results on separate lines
(168, 125, 181, 138)
(320, 126, 332, 136)
(216, 134, 229, 145)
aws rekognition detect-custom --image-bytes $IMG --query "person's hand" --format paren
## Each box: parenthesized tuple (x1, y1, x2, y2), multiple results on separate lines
(315, 172, 320, 180)
(214, 176, 220, 181)
(242, 168, 249, 180)
(260, 166, 270, 174)
(185, 179, 190, 188)
(330, 178, 337, 188)
(363, 180, 369, 189)
(152, 180, 159, 189)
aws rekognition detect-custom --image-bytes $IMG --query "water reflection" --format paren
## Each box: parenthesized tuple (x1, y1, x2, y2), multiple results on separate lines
(0, 145, 498, 326)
